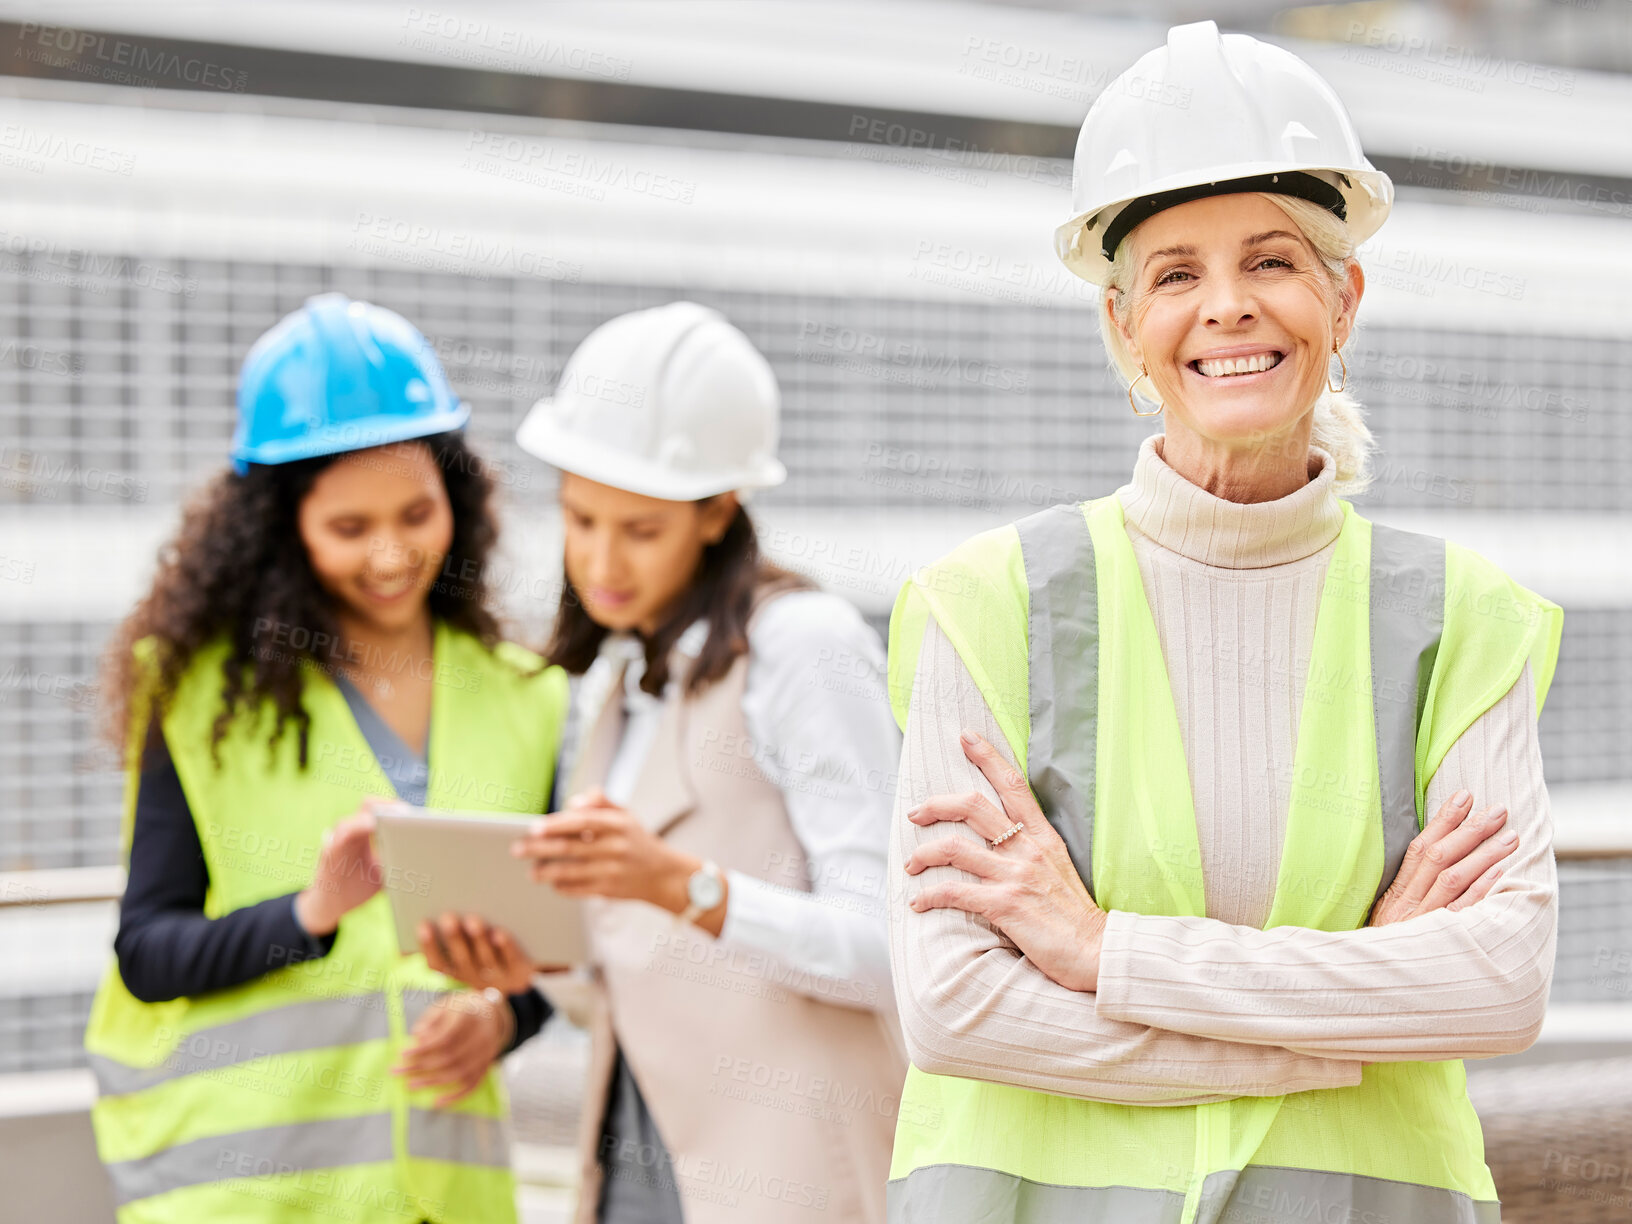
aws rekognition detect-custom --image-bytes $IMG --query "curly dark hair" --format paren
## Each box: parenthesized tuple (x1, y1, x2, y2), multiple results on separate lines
(542, 497, 817, 699)
(101, 432, 511, 768)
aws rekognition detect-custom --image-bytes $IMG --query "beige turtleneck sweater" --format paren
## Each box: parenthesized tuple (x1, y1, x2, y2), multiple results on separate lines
(888, 434, 1557, 1103)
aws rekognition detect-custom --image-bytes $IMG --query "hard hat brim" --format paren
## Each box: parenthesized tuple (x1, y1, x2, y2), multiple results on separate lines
(230, 402, 471, 474)
(1055, 162, 1394, 286)
(516, 401, 786, 501)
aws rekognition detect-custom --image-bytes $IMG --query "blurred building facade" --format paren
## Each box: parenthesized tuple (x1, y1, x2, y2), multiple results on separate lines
(0, 0, 1629, 1090)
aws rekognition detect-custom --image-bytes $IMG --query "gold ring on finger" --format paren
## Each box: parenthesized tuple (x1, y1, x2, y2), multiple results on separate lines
(988, 821, 1025, 849)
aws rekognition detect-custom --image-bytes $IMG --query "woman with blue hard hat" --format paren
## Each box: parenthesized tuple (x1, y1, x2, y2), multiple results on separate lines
(885, 22, 1562, 1224)
(416, 301, 909, 1224)
(82, 292, 570, 1223)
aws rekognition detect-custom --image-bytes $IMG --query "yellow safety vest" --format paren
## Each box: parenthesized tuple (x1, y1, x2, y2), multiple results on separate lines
(885, 495, 1563, 1224)
(83, 620, 570, 1223)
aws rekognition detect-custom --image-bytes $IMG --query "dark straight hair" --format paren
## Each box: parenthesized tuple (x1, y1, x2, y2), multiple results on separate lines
(542, 497, 816, 699)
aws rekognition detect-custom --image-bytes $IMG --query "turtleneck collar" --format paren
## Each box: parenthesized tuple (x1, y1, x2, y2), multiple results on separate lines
(1116, 433, 1345, 569)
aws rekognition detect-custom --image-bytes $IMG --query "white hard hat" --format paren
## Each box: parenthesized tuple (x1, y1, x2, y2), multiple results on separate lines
(1054, 20, 1394, 286)
(516, 301, 787, 501)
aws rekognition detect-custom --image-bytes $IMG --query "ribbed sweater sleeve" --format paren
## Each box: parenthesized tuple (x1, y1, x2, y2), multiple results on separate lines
(1096, 661, 1557, 1060)
(888, 616, 1365, 1103)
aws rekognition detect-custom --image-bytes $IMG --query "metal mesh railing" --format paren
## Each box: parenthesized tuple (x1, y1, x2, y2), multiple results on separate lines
(1, 252, 1628, 515)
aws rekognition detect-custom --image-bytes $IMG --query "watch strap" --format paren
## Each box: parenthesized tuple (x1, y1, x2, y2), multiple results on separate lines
(678, 859, 723, 925)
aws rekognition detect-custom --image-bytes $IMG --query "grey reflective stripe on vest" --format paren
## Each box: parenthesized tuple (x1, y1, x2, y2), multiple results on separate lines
(889, 1163, 1183, 1223)
(1015, 506, 1447, 907)
(1367, 524, 1446, 905)
(1205, 1166, 1497, 1224)
(889, 1164, 1498, 1224)
(1016, 502, 1100, 899)
(102, 1111, 395, 1207)
(88, 993, 390, 1097)
(408, 1107, 511, 1167)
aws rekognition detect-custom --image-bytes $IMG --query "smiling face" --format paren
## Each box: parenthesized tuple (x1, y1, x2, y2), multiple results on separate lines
(1110, 193, 1362, 464)
(559, 471, 737, 638)
(296, 442, 453, 635)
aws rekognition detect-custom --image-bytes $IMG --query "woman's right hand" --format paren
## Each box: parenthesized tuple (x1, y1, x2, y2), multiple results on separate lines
(1367, 790, 1518, 926)
(294, 798, 388, 937)
(417, 912, 565, 995)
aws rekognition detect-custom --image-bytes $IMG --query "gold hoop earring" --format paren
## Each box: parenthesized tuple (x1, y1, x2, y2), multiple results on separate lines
(1128, 367, 1163, 417)
(1327, 344, 1347, 394)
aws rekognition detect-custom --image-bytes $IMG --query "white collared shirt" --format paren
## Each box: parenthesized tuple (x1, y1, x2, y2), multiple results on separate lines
(559, 591, 898, 1010)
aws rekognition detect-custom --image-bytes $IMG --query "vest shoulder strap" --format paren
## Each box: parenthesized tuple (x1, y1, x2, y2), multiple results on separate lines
(1367, 520, 1447, 899)
(887, 517, 1031, 754)
(449, 630, 568, 723)
(1417, 538, 1564, 817)
(1015, 501, 1101, 894)
(887, 500, 1103, 890)
(122, 635, 244, 854)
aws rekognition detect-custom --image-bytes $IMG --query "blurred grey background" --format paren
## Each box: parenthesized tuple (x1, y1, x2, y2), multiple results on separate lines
(0, 2, 1628, 1221)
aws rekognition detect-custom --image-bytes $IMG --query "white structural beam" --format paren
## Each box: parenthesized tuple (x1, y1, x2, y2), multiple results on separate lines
(0, 90, 1628, 333)
(2, 2, 1630, 178)
(2, 507, 1629, 627)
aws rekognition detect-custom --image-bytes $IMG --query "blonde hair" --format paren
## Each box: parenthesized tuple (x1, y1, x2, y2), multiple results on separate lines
(1097, 192, 1374, 496)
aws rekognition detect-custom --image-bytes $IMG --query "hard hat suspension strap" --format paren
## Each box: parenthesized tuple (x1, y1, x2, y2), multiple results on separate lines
(1099, 170, 1348, 263)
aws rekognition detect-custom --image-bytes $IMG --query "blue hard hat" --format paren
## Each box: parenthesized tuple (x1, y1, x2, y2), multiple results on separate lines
(230, 293, 470, 475)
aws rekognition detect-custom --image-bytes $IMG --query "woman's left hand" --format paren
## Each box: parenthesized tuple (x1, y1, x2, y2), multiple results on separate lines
(510, 787, 694, 913)
(391, 991, 509, 1107)
(904, 730, 1107, 993)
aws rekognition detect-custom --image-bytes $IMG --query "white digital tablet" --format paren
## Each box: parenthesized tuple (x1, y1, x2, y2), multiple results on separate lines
(372, 804, 588, 967)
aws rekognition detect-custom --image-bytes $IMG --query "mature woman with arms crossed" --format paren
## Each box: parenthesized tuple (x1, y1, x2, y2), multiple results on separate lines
(885, 23, 1563, 1224)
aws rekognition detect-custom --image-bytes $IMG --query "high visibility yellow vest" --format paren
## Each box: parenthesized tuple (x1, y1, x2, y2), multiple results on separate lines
(83, 620, 570, 1223)
(885, 495, 1563, 1224)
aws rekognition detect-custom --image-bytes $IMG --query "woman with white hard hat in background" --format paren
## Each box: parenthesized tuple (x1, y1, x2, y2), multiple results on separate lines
(886, 22, 1561, 1224)
(82, 293, 571, 1223)
(420, 301, 908, 1224)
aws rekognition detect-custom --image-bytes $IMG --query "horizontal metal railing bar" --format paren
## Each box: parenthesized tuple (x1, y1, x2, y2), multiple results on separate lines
(5, 837, 1632, 909)
(0, 867, 124, 907)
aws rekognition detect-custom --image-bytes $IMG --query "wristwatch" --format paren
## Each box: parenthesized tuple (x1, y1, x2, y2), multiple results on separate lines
(677, 859, 725, 925)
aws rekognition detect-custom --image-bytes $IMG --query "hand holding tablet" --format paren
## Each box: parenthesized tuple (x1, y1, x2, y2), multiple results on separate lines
(417, 912, 566, 994)
(508, 786, 716, 926)
(372, 804, 589, 968)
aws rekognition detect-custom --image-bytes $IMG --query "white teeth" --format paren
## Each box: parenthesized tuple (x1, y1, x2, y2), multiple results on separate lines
(1196, 352, 1281, 378)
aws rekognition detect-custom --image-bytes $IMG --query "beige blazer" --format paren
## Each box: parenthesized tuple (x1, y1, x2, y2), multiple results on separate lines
(560, 581, 907, 1224)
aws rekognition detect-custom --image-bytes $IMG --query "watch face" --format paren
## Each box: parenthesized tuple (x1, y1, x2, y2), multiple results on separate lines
(688, 867, 724, 910)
